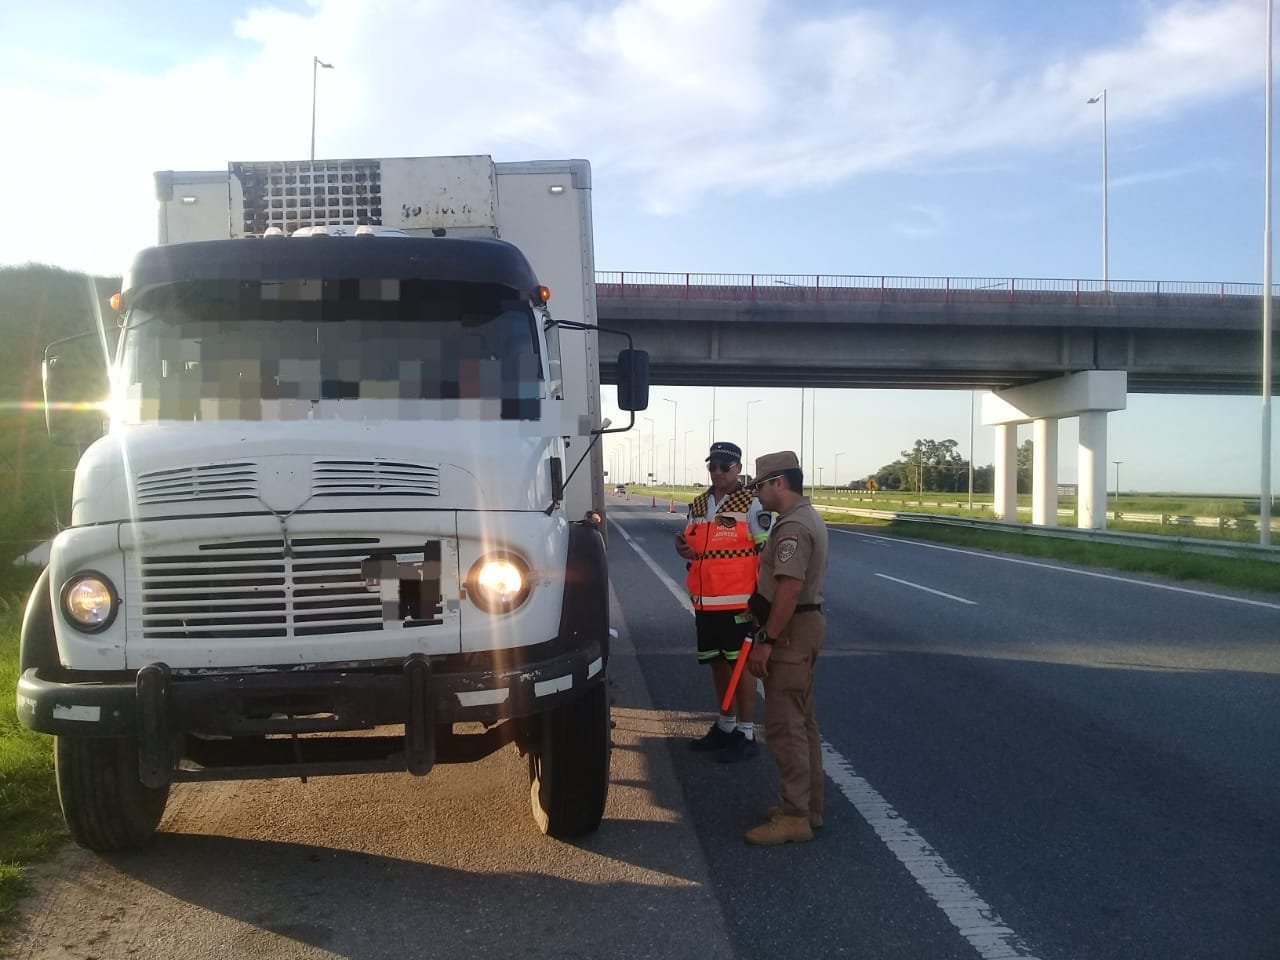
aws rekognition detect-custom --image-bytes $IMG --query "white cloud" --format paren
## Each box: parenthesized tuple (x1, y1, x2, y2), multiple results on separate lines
(0, 0, 1267, 272)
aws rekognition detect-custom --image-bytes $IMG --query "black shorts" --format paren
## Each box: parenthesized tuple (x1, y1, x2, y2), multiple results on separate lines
(695, 609, 753, 663)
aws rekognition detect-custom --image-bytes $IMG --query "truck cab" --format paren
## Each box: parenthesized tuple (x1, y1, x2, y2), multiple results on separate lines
(18, 156, 648, 850)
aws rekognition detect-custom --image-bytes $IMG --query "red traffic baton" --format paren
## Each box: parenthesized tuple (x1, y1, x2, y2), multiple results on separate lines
(720, 635, 754, 713)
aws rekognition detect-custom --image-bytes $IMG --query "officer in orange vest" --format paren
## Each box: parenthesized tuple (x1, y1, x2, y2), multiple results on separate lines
(675, 441, 771, 762)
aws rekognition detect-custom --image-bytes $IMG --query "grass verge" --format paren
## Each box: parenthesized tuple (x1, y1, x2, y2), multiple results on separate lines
(0, 565, 64, 925)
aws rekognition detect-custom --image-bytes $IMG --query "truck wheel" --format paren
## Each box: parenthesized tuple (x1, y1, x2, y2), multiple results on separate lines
(55, 737, 169, 852)
(528, 681, 610, 838)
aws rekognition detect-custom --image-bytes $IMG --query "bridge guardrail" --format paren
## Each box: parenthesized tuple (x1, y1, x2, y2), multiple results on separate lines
(815, 504, 1280, 563)
(596, 271, 1271, 308)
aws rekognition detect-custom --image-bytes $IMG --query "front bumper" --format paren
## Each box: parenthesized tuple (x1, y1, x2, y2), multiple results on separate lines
(17, 638, 605, 783)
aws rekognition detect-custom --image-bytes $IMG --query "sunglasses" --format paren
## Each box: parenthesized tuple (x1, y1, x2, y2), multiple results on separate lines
(751, 475, 781, 490)
(707, 461, 738, 473)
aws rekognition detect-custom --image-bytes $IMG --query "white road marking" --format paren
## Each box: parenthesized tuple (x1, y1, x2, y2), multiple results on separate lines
(612, 515, 1039, 960)
(837, 528, 1280, 611)
(822, 743, 1042, 960)
(610, 519, 694, 614)
(875, 573, 978, 605)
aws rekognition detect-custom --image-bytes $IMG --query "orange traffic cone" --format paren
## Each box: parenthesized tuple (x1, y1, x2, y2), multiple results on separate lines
(668, 498, 677, 513)
(651, 494, 657, 507)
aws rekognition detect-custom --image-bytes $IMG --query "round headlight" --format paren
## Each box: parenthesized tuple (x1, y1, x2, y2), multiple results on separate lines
(466, 553, 532, 614)
(61, 573, 118, 632)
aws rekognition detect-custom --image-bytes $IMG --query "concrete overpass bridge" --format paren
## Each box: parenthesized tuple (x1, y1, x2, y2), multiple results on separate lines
(594, 270, 1277, 530)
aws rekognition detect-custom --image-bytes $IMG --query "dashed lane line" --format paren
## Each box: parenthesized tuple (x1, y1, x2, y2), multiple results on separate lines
(835, 527, 1280, 611)
(875, 573, 978, 605)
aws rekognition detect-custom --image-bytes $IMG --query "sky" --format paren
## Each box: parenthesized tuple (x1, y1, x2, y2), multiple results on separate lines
(1, 0, 1276, 494)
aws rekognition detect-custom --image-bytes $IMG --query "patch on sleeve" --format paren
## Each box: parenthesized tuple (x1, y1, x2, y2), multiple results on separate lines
(776, 537, 799, 563)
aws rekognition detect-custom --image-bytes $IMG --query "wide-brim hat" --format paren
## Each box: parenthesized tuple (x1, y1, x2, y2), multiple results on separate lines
(752, 450, 800, 487)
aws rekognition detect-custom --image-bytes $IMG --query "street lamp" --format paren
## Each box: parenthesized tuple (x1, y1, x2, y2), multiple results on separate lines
(683, 429, 698, 487)
(817, 465, 824, 490)
(1087, 88, 1109, 290)
(642, 417, 655, 485)
(311, 56, 335, 162)
(1263, 0, 1274, 546)
(708, 416, 720, 448)
(1112, 460, 1123, 505)
(663, 398, 678, 494)
(745, 399, 762, 475)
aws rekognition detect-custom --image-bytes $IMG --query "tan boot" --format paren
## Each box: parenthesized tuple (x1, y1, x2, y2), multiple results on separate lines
(764, 805, 824, 829)
(745, 815, 814, 846)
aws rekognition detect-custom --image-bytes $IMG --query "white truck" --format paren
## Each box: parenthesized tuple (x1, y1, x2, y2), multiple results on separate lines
(18, 155, 649, 850)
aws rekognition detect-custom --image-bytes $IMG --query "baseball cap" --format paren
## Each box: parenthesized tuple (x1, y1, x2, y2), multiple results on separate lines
(705, 441, 742, 463)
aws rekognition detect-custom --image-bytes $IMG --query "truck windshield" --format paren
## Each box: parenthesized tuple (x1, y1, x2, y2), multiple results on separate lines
(118, 278, 542, 423)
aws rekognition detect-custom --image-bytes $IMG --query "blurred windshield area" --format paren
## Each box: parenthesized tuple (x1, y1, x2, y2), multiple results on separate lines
(119, 278, 542, 422)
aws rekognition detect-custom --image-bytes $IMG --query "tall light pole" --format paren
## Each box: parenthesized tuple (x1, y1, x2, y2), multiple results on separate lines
(745, 399, 762, 474)
(311, 57, 334, 162)
(1113, 460, 1123, 505)
(663, 398, 678, 493)
(683, 429, 698, 487)
(708, 416, 720, 448)
(642, 417, 655, 485)
(1087, 88, 1109, 290)
(834, 452, 846, 492)
(1263, 0, 1274, 546)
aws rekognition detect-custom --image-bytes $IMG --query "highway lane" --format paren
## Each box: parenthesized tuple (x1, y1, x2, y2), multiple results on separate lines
(607, 500, 1280, 960)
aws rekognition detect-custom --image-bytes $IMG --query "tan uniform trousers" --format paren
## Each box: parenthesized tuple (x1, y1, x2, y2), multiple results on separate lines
(763, 610, 825, 820)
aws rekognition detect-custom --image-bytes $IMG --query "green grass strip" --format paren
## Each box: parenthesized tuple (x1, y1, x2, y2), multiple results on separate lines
(0, 566, 65, 925)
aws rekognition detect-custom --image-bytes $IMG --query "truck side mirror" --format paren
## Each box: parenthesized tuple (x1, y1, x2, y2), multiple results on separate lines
(616, 348, 649, 411)
(43, 332, 109, 446)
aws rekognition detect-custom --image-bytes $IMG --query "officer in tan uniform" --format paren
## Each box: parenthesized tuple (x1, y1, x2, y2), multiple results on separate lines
(744, 451, 829, 846)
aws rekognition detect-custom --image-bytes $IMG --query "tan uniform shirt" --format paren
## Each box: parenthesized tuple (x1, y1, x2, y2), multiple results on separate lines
(757, 496, 828, 607)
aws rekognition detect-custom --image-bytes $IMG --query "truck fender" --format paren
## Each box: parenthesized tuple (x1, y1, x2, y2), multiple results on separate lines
(19, 567, 61, 674)
(557, 523, 609, 664)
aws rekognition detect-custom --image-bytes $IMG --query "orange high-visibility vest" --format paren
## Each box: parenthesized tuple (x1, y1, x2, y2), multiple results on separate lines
(685, 486, 759, 611)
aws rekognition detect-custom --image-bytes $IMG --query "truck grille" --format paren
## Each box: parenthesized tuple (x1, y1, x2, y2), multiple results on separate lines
(136, 463, 258, 506)
(139, 537, 415, 640)
(312, 459, 440, 499)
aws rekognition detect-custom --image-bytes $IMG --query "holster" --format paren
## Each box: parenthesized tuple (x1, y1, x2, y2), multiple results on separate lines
(747, 591, 771, 625)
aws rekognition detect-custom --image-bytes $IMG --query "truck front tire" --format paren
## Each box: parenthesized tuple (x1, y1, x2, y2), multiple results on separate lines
(528, 681, 610, 838)
(55, 737, 170, 852)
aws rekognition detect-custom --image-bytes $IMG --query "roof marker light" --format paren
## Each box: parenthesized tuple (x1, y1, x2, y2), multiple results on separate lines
(109, 292, 121, 312)
(548, 185, 565, 195)
(262, 226, 285, 238)
(537, 285, 551, 304)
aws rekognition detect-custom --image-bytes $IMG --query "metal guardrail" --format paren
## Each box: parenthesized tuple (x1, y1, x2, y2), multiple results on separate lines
(815, 503, 1280, 563)
(596, 270, 1272, 308)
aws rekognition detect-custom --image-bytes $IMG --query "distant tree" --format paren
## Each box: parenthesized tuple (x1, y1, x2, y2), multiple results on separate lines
(1016, 438, 1033, 493)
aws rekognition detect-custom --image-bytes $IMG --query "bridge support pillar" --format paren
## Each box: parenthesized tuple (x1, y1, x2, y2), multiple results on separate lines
(1077, 411, 1109, 530)
(983, 371, 1127, 530)
(1032, 419, 1059, 526)
(994, 424, 1018, 520)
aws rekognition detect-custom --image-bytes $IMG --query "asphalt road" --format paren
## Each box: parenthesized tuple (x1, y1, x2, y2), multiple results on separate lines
(9, 499, 1279, 959)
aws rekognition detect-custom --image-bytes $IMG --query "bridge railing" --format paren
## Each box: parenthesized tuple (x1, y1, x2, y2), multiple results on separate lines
(595, 271, 1267, 308)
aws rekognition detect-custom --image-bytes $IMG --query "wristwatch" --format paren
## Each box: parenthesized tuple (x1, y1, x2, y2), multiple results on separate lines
(754, 627, 776, 645)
